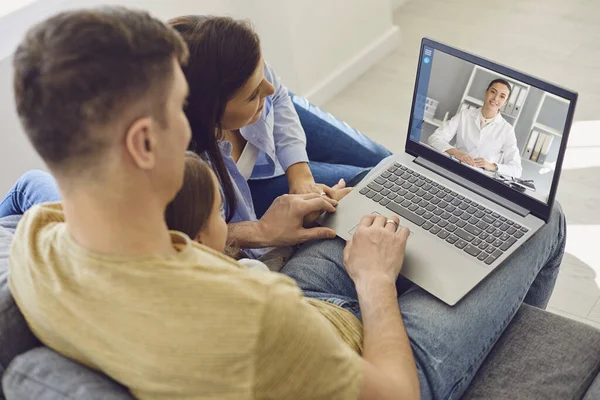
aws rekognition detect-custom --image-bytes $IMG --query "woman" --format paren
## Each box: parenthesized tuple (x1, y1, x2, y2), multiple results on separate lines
(427, 79, 522, 178)
(167, 16, 391, 224)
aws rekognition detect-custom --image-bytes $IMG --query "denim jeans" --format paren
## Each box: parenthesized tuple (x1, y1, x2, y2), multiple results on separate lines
(248, 93, 392, 218)
(281, 203, 566, 400)
(0, 170, 60, 218)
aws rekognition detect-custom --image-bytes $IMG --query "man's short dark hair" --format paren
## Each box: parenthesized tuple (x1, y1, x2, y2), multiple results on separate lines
(13, 7, 189, 174)
(487, 78, 512, 97)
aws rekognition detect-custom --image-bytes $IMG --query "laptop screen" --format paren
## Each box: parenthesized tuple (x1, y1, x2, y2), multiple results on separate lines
(408, 42, 574, 207)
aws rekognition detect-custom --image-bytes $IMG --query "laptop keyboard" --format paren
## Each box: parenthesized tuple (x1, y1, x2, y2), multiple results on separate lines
(358, 163, 529, 266)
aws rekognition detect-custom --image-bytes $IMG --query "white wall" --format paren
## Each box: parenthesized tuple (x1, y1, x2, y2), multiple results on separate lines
(0, 0, 398, 193)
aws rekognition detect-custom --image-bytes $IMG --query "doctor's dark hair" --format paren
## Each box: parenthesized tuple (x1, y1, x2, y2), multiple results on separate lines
(487, 79, 512, 97)
(168, 15, 261, 222)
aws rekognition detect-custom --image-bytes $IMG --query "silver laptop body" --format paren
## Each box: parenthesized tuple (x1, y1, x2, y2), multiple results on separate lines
(318, 38, 577, 306)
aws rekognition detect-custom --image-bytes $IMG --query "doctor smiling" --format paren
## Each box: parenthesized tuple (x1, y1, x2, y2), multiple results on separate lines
(427, 79, 523, 178)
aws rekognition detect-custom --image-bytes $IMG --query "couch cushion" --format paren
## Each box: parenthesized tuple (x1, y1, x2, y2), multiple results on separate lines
(0, 216, 40, 399)
(2, 347, 133, 400)
(463, 303, 600, 399)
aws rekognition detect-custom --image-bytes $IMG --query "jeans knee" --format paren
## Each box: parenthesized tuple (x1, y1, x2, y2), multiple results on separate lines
(18, 170, 53, 189)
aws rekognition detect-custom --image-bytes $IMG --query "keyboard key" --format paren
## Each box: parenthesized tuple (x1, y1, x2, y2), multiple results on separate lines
(477, 252, 488, 261)
(387, 193, 398, 201)
(413, 172, 421, 177)
(451, 199, 461, 206)
(430, 226, 441, 234)
(359, 187, 369, 195)
(408, 177, 417, 183)
(520, 226, 529, 233)
(384, 182, 394, 189)
(455, 240, 467, 249)
(500, 237, 517, 251)
(446, 224, 457, 233)
(426, 204, 436, 212)
(386, 202, 426, 226)
(417, 189, 426, 197)
(423, 212, 433, 220)
(422, 221, 433, 230)
(439, 201, 448, 209)
(482, 215, 495, 224)
(401, 172, 411, 179)
(431, 197, 441, 205)
(401, 200, 411, 208)
(514, 231, 524, 238)
(400, 165, 407, 170)
(464, 199, 472, 204)
(438, 220, 448, 228)
(447, 205, 456, 213)
(475, 211, 485, 218)
(500, 224, 509, 231)
(449, 216, 459, 224)
(408, 204, 418, 212)
(499, 216, 507, 222)
(446, 235, 458, 244)
(423, 184, 432, 191)
(480, 232, 489, 240)
(415, 208, 425, 216)
(430, 215, 441, 224)
(478, 242, 488, 250)
(464, 224, 482, 236)
(430, 188, 439, 195)
(387, 166, 398, 172)
(486, 236, 495, 244)
(514, 223, 521, 229)
(467, 206, 477, 214)
(375, 177, 386, 184)
(486, 226, 495, 234)
(472, 238, 482, 246)
(411, 197, 420, 204)
(486, 246, 495, 253)
(493, 239, 503, 247)
(484, 255, 497, 265)
(415, 180, 424, 187)
(432, 182, 439, 187)
(373, 194, 383, 202)
(478, 205, 485, 211)
(409, 186, 419, 193)
(380, 188, 391, 196)
(500, 233, 510, 241)
(425, 178, 432, 183)
(459, 203, 469, 210)
(423, 194, 433, 201)
(444, 195, 454, 202)
(441, 212, 452, 220)
(492, 249, 503, 258)
(393, 169, 404, 177)
(381, 172, 391, 178)
(398, 189, 408, 196)
(379, 198, 390, 206)
(460, 213, 471, 220)
(492, 212, 500, 218)
(476, 221, 488, 230)
(389, 175, 399, 182)
(493, 221, 502, 228)
(444, 188, 451, 193)
(506, 220, 514, 225)
(493, 230, 502, 238)
(455, 229, 475, 242)
(434, 229, 449, 240)
(507, 227, 517, 235)
(366, 190, 376, 199)
(464, 245, 481, 257)
(452, 209, 463, 216)
(436, 191, 446, 198)
(468, 217, 478, 225)
(456, 220, 467, 228)
(405, 193, 415, 200)
(457, 195, 465, 200)
(433, 208, 443, 216)
(418, 199, 428, 207)
(368, 182, 383, 192)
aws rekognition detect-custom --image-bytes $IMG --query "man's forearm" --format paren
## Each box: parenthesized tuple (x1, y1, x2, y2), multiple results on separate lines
(228, 221, 270, 249)
(356, 277, 420, 399)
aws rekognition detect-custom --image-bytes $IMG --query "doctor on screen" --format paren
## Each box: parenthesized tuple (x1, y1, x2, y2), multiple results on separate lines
(427, 79, 523, 178)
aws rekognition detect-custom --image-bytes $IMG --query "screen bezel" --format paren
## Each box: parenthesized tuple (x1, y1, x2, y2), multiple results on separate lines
(405, 38, 578, 222)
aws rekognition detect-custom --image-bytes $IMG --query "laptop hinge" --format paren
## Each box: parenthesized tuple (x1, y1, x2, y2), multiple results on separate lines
(414, 157, 529, 217)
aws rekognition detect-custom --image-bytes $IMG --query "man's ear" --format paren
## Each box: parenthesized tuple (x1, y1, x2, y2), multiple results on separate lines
(125, 117, 156, 170)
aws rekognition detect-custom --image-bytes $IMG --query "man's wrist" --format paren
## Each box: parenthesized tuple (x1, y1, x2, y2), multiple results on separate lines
(228, 221, 272, 249)
(354, 274, 397, 297)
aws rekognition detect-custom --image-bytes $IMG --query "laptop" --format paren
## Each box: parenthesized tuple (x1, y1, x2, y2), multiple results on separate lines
(318, 38, 578, 306)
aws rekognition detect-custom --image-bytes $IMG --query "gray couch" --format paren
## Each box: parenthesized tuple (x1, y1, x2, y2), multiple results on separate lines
(2, 214, 600, 399)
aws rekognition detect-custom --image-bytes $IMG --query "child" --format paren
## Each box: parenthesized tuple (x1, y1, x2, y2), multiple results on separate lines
(165, 152, 270, 271)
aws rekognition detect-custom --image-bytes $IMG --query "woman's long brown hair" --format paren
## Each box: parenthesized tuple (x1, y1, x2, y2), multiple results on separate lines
(168, 15, 261, 223)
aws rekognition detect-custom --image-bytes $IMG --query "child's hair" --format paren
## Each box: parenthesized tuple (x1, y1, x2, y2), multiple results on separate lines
(165, 152, 215, 239)
(165, 151, 242, 258)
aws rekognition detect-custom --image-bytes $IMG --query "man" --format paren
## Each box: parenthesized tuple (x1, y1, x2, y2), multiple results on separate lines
(9, 7, 418, 400)
(8, 6, 565, 400)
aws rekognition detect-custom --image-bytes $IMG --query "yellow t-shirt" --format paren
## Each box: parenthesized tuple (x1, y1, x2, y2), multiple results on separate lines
(9, 203, 364, 400)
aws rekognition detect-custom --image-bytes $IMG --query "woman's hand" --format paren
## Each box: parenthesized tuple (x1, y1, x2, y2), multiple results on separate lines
(300, 179, 354, 226)
(473, 158, 497, 172)
(447, 149, 475, 166)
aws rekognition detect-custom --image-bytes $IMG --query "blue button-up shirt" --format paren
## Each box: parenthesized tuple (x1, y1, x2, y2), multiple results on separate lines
(219, 63, 309, 258)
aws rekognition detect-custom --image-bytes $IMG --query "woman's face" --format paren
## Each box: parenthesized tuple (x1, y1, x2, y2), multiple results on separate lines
(220, 57, 275, 130)
(484, 83, 511, 114)
(194, 171, 228, 253)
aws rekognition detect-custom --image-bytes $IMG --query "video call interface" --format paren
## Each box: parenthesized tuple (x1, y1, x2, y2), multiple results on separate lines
(409, 46, 571, 205)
